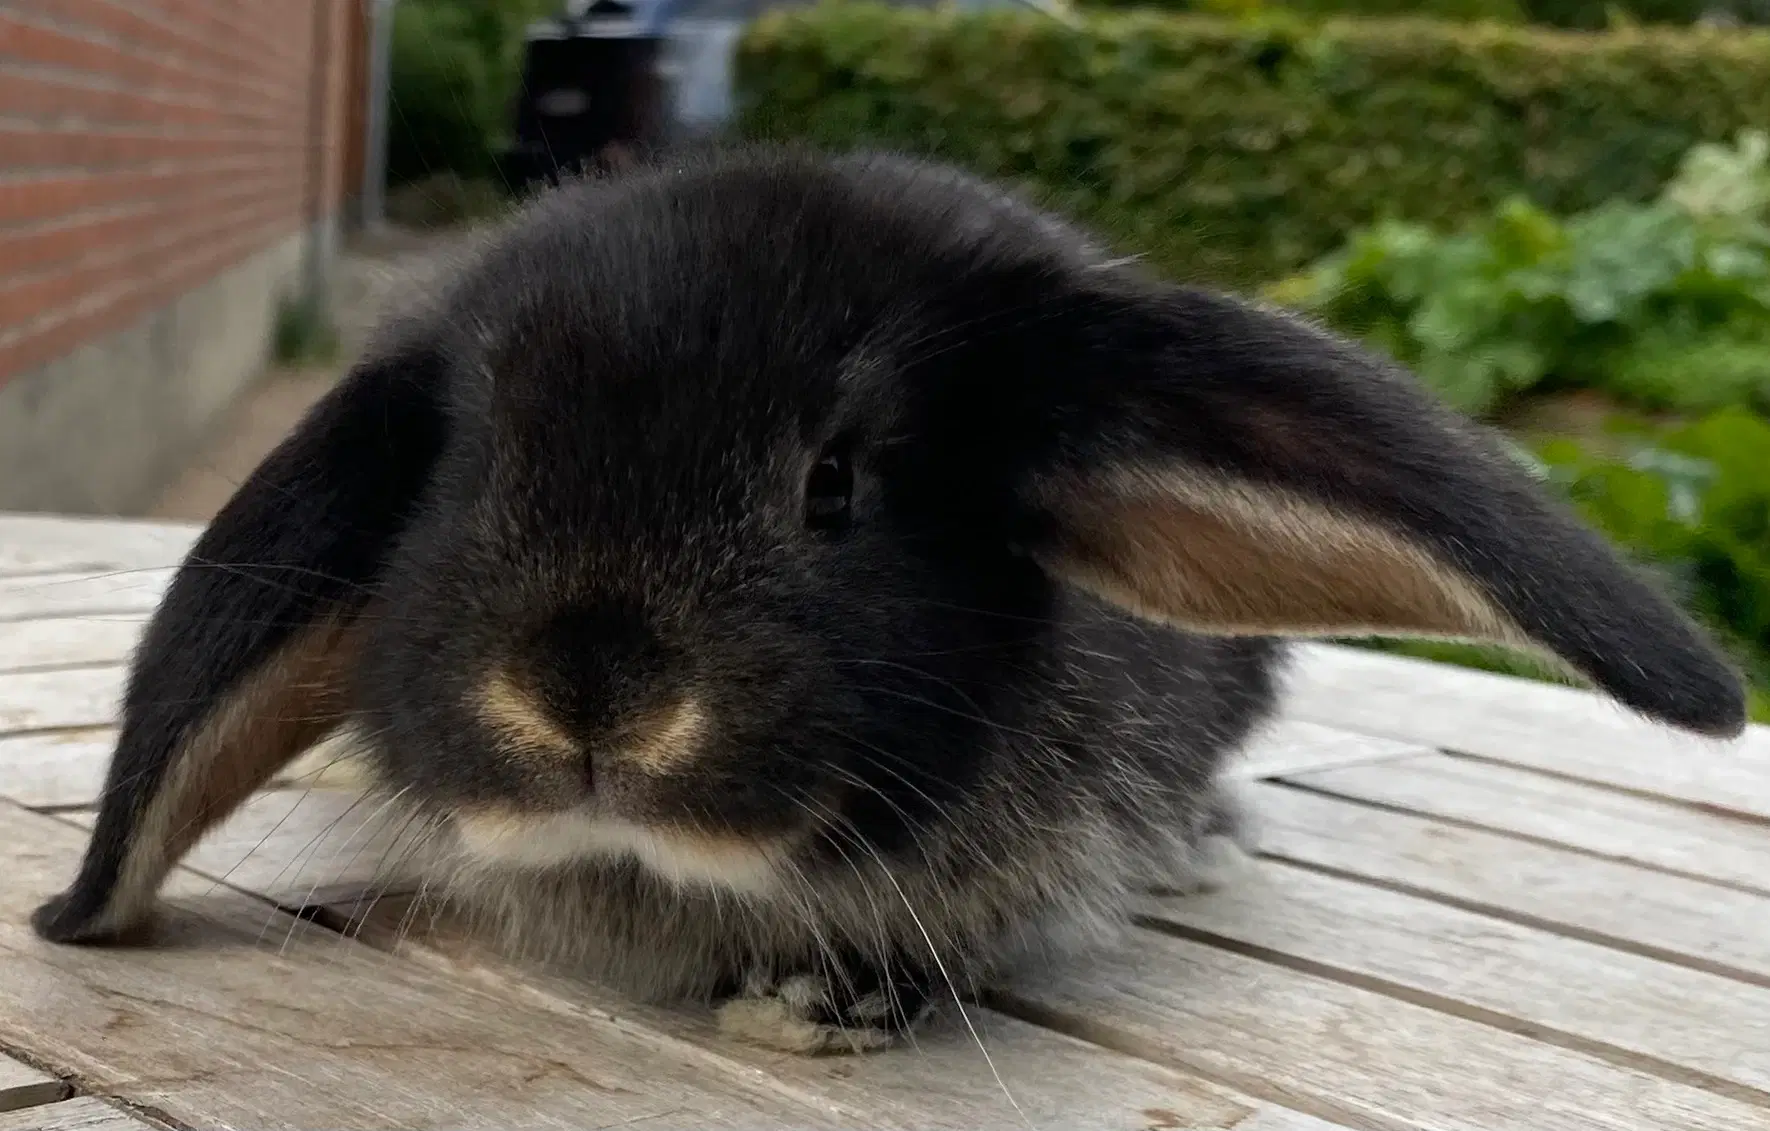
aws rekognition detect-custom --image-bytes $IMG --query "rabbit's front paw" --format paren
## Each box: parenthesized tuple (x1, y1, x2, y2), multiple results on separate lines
(715, 964, 935, 1055)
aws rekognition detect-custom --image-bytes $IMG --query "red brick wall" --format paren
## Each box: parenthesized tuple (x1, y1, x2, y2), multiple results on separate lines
(0, 0, 361, 386)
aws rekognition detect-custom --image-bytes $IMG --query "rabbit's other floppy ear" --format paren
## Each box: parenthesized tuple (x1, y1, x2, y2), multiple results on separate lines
(1016, 283, 1746, 738)
(31, 341, 448, 945)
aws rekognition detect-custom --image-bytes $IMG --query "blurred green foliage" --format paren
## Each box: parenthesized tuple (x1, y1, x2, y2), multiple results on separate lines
(388, 0, 556, 186)
(1536, 408, 1770, 715)
(1082, 0, 1758, 27)
(1268, 130, 1770, 417)
(735, 3, 1770, 291)
(1520, 0, 1752, 27)
(1083, 0, 1528, 20)
(1275, 131, 1770, 718)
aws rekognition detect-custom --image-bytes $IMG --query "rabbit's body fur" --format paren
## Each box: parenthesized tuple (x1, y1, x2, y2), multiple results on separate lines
(32, 146, 1744, 1057)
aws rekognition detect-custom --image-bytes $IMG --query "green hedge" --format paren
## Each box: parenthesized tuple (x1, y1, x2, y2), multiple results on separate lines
(1266, 131, 1770, 418)
(387, 0, 554, 186)
(734, 4, 1770, 290)
(1522, 0, 1739, 27)
(1081, 0, 1745, 26)
(1082, 0, 1528, 21)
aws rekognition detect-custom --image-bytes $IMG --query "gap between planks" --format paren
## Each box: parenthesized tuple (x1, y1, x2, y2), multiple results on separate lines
(0, 1050, 71, 1114)
(0, 1096, 167, 1131)
(39, 789, 1351, 1130)
(1281, 643, 1770, 822)
(1245, 780, 1770, 989)
(0, 571, 171, 624)
(151, 765, 1770, 1131)
(0, 515, 197, 579)
(985, 926, 1770, 1131)
(1132, 858, 1770, 1107)
(1278, 754, 1770, 900)
(314, 890, 1350, 1131)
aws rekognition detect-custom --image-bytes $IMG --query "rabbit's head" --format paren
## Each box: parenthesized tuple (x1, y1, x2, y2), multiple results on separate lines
(33, 147, 1745, 946)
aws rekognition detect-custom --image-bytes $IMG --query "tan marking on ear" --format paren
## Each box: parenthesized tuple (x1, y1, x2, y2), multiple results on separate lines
(619, 697, 708, 776)
(451, 805, 789, 895)
(92, 618, 361, 937)
(1036, 467, 1538, 649)
(475, 670, 576, 757)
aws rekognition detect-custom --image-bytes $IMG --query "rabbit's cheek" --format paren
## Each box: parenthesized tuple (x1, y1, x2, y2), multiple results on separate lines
(447, 807, 794, 897)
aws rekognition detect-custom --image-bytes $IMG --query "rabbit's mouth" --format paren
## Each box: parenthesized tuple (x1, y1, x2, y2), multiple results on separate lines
(446, 805, 798, 897)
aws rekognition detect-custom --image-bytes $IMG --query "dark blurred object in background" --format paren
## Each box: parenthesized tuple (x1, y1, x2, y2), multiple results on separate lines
(500, 0, 667, 191)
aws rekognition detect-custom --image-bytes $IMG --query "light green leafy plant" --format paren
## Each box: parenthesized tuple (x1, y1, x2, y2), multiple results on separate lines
(1271, 131, 1770, 417)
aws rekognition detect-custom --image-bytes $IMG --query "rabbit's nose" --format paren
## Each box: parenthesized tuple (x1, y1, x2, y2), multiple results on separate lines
(513, 599, 701, 781)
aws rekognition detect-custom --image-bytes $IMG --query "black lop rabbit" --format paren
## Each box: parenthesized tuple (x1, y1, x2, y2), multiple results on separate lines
(34, 146, 1745, 1054)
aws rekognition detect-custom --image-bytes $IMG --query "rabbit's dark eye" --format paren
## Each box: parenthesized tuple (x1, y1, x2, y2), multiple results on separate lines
(804, 443, 853, 535)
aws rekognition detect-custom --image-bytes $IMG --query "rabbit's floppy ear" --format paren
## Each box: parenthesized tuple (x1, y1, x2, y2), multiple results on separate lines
(31, 339, 449, 945)
(1009, 282, 1745, 738)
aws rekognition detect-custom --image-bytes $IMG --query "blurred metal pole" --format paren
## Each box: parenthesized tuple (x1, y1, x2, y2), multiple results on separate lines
(300, 0, 336, 310)
(361, 0, 398, 231)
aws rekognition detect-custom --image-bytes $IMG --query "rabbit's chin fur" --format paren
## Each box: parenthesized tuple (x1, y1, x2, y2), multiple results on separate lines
(405, 770, 1258, 1055)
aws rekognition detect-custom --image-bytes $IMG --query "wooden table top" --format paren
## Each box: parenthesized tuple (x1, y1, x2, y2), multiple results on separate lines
(2, 512, 1767, 1130)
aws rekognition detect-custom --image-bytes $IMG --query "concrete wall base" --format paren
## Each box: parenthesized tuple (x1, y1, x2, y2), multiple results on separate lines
(0, 222, 336, 517)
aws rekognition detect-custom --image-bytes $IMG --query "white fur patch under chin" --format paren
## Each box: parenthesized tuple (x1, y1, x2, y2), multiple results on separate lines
(450, 808, 785, 896)
(716, 975, 900, 1056)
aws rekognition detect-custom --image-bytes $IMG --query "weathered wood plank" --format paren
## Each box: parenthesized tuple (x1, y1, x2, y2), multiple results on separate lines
(0, 730, 115, 810)
(328, 893, 1352, 1131)
(0, 620, 142, 675)
(0, 515, 196, 578)
(1231, 718, 1426, 780)
(0, 730, 365, 812)
(5, 800, 858, 1130)
(0, 572, 168, 624)
(53, 784, 1353, 1130)
(993, 928, 1770, 1131)
(1247, 780, 1770, 985)
(0, 1054, 69, 1113)
(7, 802, 1330, 1131)
(1282, 643, 1770, 820)
(0, 669, 123, 736)
(0, 1098, 151, 1131)
(1287, 755, 1770, 896)
(1140, 859, 1770, 1097)
(59, 786, 432, 909)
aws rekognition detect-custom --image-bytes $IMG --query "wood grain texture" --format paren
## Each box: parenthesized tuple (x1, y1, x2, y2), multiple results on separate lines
(993, 927, 1770, 1131)
(1287, 755, 1770, 896)
(59, 785, 432, 909)
(0, 1098, 153, 1131)
(4, 799, 849, 1131)
(1139, 859, 1770, 1097)
(0, 1054, 69, 1113)
(6, 800, 1328, 1131)
(0, 572, 169, 624)
(48, 783, 1358, 1130)
(1230, 718, 1426, 780)
(0, 730, 365, 812)
(327, 893, 1354, 1131)
(0, 621, 142, 675)
(0, 729, 116, 810)
(1283, 643, 1770, 820)
(1247, 781, 1770, 986)
(0, 669, 123, 736)
(0, 515, 196, 578)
